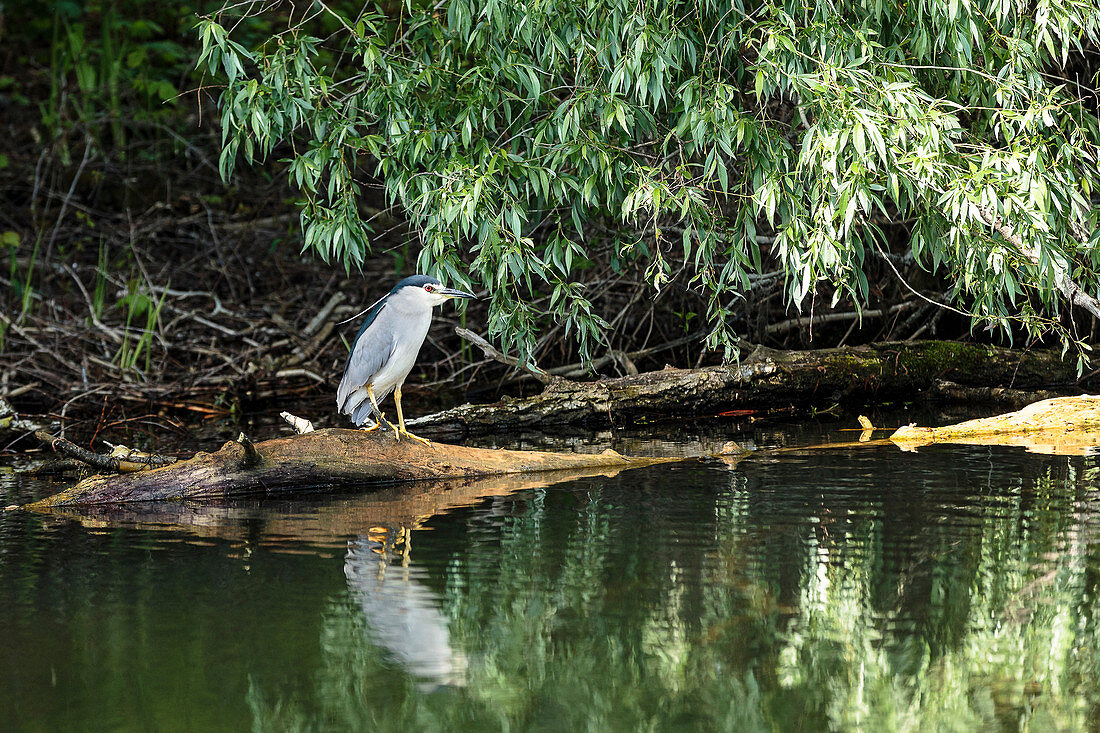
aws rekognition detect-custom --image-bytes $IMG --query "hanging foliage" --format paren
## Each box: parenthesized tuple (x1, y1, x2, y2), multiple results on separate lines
(196, 0, 1100, 366)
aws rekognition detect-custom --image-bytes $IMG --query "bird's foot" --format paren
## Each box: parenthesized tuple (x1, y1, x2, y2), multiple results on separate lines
(394, 425, 432, 446)
(404, 429, 433, 447)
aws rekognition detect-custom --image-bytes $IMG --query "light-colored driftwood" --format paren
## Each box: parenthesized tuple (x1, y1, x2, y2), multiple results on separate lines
(890, 395, 1100, 455)
(25, 428, 678, 508)
(280, 411, 316, 434)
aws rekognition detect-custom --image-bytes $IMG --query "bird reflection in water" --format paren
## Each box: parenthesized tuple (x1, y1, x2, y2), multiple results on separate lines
(343, 528, 467, 688)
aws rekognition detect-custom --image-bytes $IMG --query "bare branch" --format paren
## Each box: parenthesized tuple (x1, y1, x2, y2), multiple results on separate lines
(35, 431, 176, 472)
(455, 328, 559, 385)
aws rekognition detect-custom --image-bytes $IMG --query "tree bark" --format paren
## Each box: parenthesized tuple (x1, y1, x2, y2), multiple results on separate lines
(413, 340, 1088, 435)
(25, 428, 677, 508)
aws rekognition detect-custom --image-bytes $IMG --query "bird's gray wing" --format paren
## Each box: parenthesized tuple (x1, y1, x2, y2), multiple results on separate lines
(337, 303, 396, 414)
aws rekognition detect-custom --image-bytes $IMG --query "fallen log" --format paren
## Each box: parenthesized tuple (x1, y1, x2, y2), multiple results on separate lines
(413, 340, 1088, 435)
(927, 380, 1070, 409)
(33, 467, 640, 543)
(25, 428, 677, 508)
(890, 395, 1100, 455)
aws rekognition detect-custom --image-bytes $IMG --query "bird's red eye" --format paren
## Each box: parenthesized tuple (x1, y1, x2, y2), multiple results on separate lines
(424, 284, 434, 292)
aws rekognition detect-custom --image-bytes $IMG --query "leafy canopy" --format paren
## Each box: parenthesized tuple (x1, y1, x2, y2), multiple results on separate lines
(197, 0, 1100, 364)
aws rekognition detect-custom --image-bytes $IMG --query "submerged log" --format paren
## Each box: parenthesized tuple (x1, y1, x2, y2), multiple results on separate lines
(413, 340, 1087, 435)
(890, 395, 1100, 455)
(25, 428, 677, 508)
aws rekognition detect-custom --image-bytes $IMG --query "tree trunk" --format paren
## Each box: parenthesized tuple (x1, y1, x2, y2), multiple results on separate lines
(413, 340, 1087, 435)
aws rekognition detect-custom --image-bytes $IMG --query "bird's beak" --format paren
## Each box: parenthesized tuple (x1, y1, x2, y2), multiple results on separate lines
(440, 287, 476, 299)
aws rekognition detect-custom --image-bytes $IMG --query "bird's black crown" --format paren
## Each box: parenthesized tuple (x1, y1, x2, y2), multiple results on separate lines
(391, 275, 442, 293)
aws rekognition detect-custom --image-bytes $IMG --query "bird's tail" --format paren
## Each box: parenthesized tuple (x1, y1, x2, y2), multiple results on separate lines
(350, 398, 381, 427)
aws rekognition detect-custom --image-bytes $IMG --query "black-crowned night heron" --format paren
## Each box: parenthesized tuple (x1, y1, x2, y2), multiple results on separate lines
(337, 275, 475, 444)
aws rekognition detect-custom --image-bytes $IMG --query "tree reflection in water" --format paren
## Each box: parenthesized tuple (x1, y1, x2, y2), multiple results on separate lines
(241, 451, 1100, 731)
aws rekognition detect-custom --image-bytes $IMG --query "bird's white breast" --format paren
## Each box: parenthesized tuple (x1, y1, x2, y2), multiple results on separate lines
(368, 297, 432, 392)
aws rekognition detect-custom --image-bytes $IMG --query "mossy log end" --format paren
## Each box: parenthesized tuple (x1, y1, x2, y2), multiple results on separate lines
(414, 340, 1085, 434)
(26, 428, 676, 508)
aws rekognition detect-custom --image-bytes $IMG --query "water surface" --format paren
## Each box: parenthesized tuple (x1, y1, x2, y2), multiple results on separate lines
(2, 421, 1099, 731)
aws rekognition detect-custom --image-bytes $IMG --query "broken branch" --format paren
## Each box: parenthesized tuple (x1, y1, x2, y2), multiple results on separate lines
(34, 431, 176, 472)
(455, 327, 558, 384)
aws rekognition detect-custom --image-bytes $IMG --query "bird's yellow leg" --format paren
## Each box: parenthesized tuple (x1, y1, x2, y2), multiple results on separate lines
(363, 385, 390, 433)
(394, 386, 432, 446)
